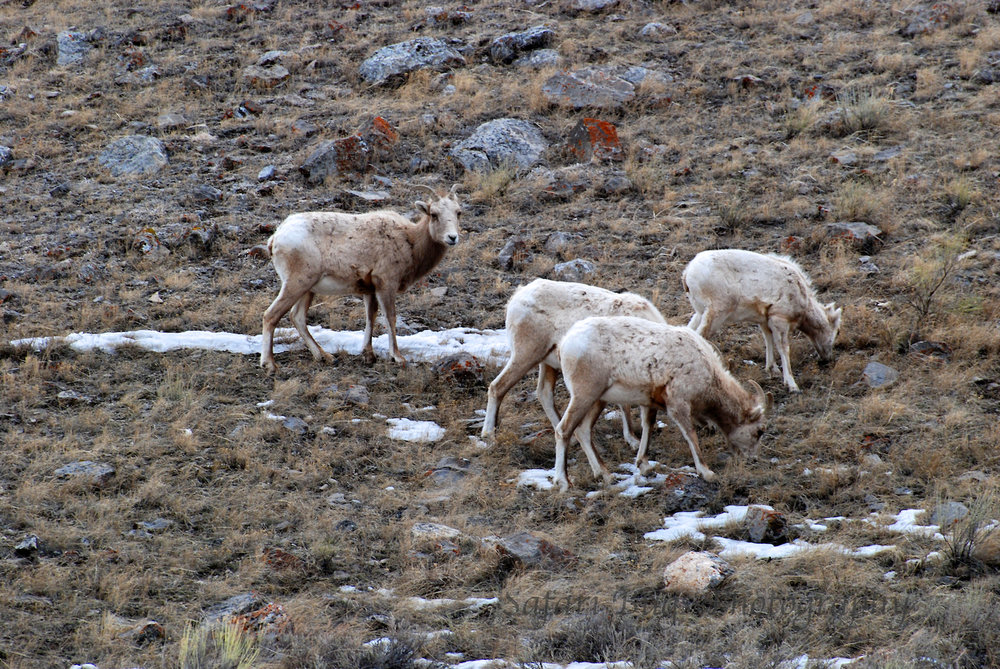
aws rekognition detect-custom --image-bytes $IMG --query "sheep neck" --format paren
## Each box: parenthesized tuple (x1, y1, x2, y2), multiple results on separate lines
(398, 215, 448, 291)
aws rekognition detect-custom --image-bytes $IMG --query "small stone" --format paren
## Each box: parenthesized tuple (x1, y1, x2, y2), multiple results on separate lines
(0, 146, 12, 167)
(662, 551, 733, 595)
(335, 519, 358, 532)
(282, 416, 308, 434)
(432, 352, 485, 386)
(873, 145, 904, 162)
(552, 258, 595, 282)
(829, 149, 857, 166)
(909, 340, 952, 361)
(54, 461, 116, 485)
(660, 470, 720, 514)
(825, 222, 884, 254)
(744, 506, 788, 544)
(567, 118, 622, 163)
(861, 361, 899, 388)
(98, 136, 168, 177)
(300, 135, 370, 183)
(57, 31, 92, 66)
(15, 535, 39, 557)
(544, 231, 583, 258)
(345, 189, 390, 204)
(489, 25, 554, 65)
(187, 184, 223, 205)
(493, 531, 574, 566)
(497, 236, 532, 270)
(639, 22, 676, 39)
(542, 68, 635, 110)
(258, 165, 276, 181)
(411, 522, 463, 541)
(929, 502, 969, 531)
(570, 0, 619, 12)
(242, 64, 290, 90)
(359, 37, 465, 87)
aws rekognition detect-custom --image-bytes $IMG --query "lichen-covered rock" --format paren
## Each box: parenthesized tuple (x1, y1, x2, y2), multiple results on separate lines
(299, 136, 369, 183)
(450, 118, 548, 173)
(57, 31, 91, 66)
(552, 258, 595, 282)
(98, 136, 168, 177)
(359, 37, 465, 86)
(567, 118, 622, 162)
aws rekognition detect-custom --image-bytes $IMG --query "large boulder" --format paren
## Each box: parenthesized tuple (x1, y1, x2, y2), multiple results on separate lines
(98, 136, 168, 177)
(359, 37, 465, 86)
(450, 118, 548, 173)
(542, 67, 636, 109)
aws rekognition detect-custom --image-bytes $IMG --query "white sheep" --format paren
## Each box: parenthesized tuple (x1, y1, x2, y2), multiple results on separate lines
(259, 186, 462, 373)
(553, 316, 770, 492)
(682, 249, 842, 393)
(481, 278, 666, 448)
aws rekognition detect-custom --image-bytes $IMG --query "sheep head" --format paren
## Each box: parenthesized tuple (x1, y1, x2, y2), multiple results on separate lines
(415, 186, 462, 247)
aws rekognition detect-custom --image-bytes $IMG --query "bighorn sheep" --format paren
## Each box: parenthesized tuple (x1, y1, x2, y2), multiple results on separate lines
(553, 316, 770, 492)
(259, 185, 462, 373)
(682, 249, 842, 393)
(481, 278, 666, 449)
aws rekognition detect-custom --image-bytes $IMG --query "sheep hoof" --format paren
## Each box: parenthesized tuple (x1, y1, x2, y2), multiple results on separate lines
(260, 359, 277, 374)
(638, 461, 654, 476)
(362, 350, 376, 365)
(700, 469, 718, 482)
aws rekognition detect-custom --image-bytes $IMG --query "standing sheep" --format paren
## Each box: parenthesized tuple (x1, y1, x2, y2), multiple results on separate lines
(481, 278, 667, 448)
(552, 316, 770, 492)
(682, 249, 842, 392)
(259, 186, 462, 373)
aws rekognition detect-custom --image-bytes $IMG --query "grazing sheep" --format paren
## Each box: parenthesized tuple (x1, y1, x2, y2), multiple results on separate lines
(481, 278, 667, 449)
(259, 186, 462, 373)
(682, 249, 842, 393)
(553, 316, 770, 492)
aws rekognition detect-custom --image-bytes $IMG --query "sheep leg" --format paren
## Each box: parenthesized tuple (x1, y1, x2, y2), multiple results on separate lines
(289, 291, 332, 364)
(759, 323, 780, 376)
(361, 294, 377, 364)
(481, 351, 546, 440)
(260, 281, 309, 373)
(687, 309, 703, 332)
(376, 289, 407, 364)
(667, 403, 717, 481)
(620, 405, 641, 450)
(536, 363, 561, 431)
(554, 393, 612, 492)
(769, 318, 800, 392)
(693, 309, 717, 338)
(634, 407, 657, 475)
(576, 401, 614, 486)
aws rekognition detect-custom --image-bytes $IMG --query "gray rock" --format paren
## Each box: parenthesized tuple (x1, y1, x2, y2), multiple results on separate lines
(744, 506, 788, 544)
(115, 66, 160, 86)
(98, 136, 168, 177)
(431, 352, 485, 386)
(859, 255, 880, 274)
(874, 145, 905, 162)
(662, 551, 733, 595)
(299, 136, 369, 183)
(639, 22, 676, 39)
(258, 165, 276, 181)
(282, 416, 309, 435)
(825, 221, 884, 254)
(187, 184, 223, 205)
(257, 50, 292, 66)
(492, 531, 574, 566)
(427, 456, 476, 485)
(544, 231, 583, 258)
(156, 113, 188, 130)
(542, 67, 635, 109)
(14, 535, 39, 557)
(570, 0, 619, 11)
(514, 49, 562, 69)
(242, 64, 290, 89)
(450, 118, 548, 174)
(359, 37, 465, 87)
(411, 522, 463, 540)
(54, 460, 115, 485)
(57, 31, 92, 66)
(829, 149, 857, 166)
(497, 236, 532, 269)
(552, 258, 595, 282)
(597, 172, 633, 196)
(660, 470, 719, 514)
(345, 189, 390, 204)
(862, 361, 899, 388)
(930, 502, 969, 530)
(0, 145, 12, 167)
(489, 25, 554, 64)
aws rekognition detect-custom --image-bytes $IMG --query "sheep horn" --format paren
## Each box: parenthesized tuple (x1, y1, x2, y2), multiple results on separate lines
(748, 379, 771, 412)
(449, 183, 460, 196)
(414, 184, 438, 198)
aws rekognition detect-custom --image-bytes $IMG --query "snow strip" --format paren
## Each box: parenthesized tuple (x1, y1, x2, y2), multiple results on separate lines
(386, 418, 446, 443)
(11, 325, 511, 366)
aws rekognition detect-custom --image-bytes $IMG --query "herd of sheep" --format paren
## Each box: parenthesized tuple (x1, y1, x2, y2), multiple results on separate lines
(258, 187, 842, 491)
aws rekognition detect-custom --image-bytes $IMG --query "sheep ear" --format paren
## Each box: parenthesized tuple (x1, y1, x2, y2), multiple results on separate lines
(415, 200, 430, 214)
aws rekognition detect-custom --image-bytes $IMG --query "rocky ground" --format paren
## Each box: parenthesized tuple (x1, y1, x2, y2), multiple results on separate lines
(2, 0, 1000, 667)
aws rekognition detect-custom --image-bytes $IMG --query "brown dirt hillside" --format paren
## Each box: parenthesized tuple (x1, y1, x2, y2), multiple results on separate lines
(1, 0, 999, 667)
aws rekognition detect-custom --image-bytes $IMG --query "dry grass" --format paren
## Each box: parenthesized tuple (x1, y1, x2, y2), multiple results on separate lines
(2, 1, 1000, 668)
